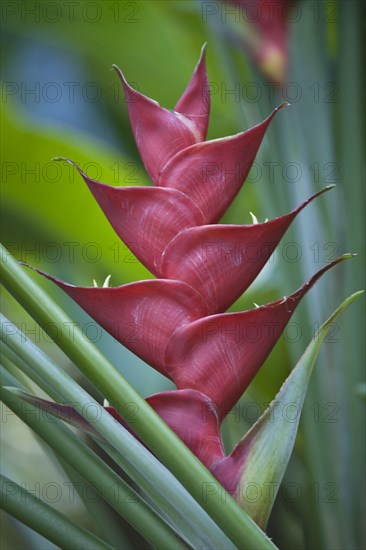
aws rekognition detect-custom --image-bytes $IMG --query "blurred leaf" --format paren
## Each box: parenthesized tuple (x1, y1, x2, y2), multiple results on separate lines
(1, 99, 151, 284)
(1, 473, 114, 550)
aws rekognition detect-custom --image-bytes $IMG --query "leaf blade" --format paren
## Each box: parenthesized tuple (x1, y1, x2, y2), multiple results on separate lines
(212, 291, 363, 528)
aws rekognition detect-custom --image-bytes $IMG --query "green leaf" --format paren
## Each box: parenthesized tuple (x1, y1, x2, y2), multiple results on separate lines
(0, 100, 151, 283)
(0, 316, 235, 550)
(227, 291, 363, 529)
(1, 351, 136, 547)
(0, 474, 115, 550)
(0, 368, 185, 550)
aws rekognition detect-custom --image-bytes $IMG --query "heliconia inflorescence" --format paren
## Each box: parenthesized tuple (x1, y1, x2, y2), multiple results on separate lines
(221, 0, 293, 82)
(28, 45, 349, 524)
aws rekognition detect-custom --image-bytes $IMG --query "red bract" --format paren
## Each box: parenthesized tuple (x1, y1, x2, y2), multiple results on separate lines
(112, 44, 209, 182)
(222, 0, 293, 82)
(32, 48, 346, 513)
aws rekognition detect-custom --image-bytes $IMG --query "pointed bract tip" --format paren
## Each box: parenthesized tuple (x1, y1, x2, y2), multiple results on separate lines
(196, 43, 207, 67)
(51, 157, 88, 179)
(112, 64, 160, 108)
(18, 261, 41, 276)
(18, 261, 72, 287)
(295, 255, 354, 298)
(277, 101, 291, 111)
(51, 157, 66, 162)
(52, 157, 86, 177)
(111, 63, 121, 72)
(111, 64, 128, 86)
(290, 186, 336, 218)
(263, 102, 289, 125)
(271, 254, 354, 311)
(340, 252, 357, 260)
(52, 156, 75, 167)
(200, 42, 207, 57)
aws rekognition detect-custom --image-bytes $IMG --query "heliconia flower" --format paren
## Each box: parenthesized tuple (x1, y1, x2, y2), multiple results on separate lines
(221, 0, 293, 83)
(24, 47, 354, 524)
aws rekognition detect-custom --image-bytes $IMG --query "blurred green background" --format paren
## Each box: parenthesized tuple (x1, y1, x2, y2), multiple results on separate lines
(1, 1, 364, 549)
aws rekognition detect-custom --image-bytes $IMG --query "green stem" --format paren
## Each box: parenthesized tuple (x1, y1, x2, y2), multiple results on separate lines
(0, 244, 277, 549)
(1, 342, 64, 400)
(1, 351, 135, 548)
(57, 460, 135, 550)
(1, 318, 233, 549)
(0, 368, 185, 550)
(1, 474, 114, 550)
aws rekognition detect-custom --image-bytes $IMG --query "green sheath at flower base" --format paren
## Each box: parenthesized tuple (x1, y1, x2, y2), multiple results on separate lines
(211, 291, 363, 529)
